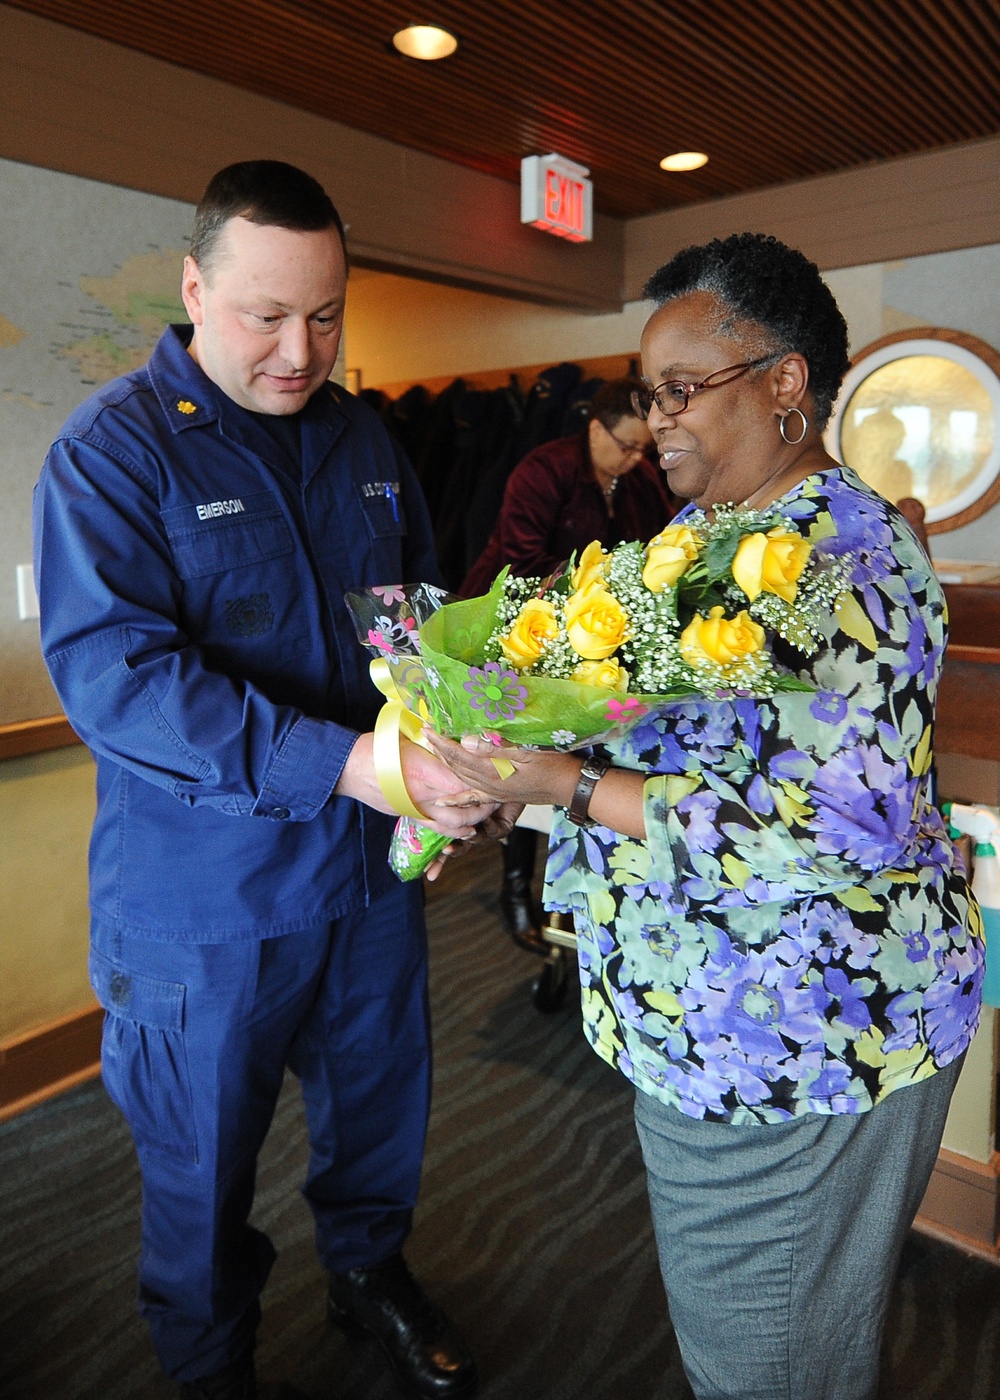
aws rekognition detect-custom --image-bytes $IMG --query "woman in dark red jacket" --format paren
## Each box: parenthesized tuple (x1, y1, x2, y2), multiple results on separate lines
(461, 379, 676, 951)
(462, 379, 674, 596)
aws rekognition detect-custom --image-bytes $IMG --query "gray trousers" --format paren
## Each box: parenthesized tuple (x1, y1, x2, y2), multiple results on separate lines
(634, 1058, 963, 1400)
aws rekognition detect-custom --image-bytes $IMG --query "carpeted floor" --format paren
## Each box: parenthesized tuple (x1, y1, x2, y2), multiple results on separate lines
(3, 843, 1000, 1399)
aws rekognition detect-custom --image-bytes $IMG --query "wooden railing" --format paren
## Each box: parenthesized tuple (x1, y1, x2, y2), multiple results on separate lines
(1, 585, 996, 763)
(0, 716, 81, 761)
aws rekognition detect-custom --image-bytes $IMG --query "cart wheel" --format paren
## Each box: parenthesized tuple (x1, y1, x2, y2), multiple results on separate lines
(533, 953, 569, 1012)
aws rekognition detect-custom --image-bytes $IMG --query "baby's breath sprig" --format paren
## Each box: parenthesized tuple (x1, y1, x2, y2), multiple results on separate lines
(483, 574, 538, 658)
(485, 500, 844, 702)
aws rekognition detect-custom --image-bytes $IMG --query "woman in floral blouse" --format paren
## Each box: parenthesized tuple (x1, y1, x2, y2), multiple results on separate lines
(428, 232, 982, 1400)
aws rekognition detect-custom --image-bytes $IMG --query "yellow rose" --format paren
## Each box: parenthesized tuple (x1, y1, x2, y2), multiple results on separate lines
(572, 657, 630, 690)
(680, 606, 765, 667)
(642, 523, 702, 592)
(564, 584, 629, 660)
(571, 540, 608, 592)
(732, 527, 811, 603)
(499, 597, 558, 669)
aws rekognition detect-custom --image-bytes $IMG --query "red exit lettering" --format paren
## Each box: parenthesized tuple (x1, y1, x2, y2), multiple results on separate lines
(543, 169, 583, 234)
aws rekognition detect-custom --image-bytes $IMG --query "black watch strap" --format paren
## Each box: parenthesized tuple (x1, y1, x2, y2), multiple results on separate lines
(567, 755, 611, 828)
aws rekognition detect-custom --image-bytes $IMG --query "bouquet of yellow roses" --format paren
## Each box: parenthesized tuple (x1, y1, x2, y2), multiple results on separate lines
(348, 504, 848, 878)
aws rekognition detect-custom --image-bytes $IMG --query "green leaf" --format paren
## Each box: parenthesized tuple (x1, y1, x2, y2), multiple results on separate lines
(703, 531, 742, 581)
(677, 582, 726, 616)
(772, 677, 816, 692)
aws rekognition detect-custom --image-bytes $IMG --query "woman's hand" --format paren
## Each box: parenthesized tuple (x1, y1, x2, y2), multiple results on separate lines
(423, 730, 581, 809)
(336, 732, 499, 839)
(427, 729, 650, 840)
(423, 801, 523, 882)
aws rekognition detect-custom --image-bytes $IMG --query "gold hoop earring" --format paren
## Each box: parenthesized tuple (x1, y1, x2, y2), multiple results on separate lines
(779, 407, 808, 445)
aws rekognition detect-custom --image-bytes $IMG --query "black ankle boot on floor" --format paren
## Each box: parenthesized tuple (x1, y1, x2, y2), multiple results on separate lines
(499, 827, 547, 956)
(328, 1252, 476, 1399)
(178, 1351, 256, 1399)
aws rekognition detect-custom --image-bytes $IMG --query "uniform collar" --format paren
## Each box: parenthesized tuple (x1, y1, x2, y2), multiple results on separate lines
(146, 324, 221, 434)
(147, 325, 350, 482)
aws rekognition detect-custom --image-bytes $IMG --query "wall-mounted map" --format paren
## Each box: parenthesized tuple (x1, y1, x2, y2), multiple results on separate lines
(0, 158, 194, 723)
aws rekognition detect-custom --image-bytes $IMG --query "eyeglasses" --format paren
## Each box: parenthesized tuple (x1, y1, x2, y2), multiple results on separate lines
(604, 423, 650, 459)
(630, 355, 779, 419)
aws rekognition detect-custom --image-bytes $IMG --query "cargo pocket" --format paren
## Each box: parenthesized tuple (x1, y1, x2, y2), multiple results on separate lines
(90, 946, 198, 1164)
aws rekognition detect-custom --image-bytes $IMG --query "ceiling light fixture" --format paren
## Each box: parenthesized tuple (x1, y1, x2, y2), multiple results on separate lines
(392, 24, 459, 60)
(659, 151, 709, 172)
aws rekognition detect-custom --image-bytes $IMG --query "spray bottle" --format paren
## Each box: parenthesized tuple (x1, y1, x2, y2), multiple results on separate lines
(946, 803, 1000, 1008)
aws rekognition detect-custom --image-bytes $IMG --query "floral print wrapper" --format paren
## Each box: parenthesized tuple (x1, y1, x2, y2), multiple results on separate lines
(346, 575, 688, 755)
(388, 816, 451, 882)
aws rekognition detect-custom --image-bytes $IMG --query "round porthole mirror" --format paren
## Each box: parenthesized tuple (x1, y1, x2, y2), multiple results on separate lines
(825, 328, 1000, 534)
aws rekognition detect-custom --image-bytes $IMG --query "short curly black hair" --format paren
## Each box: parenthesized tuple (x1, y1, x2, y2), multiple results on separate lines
(642, 233, 850, 430)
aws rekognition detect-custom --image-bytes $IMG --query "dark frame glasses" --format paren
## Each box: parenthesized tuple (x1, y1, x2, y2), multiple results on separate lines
(631, 355, 779, 419)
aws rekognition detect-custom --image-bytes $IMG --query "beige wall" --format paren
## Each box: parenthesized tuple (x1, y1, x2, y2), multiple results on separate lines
(625, 135, 1000, 299)
(346, 268, 648, 389)
(942, 1008, 997, 1163)
(0, 746, 95, 1040)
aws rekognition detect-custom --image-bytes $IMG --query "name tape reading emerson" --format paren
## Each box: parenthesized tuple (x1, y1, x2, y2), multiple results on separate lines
(196, 498, 246, 520)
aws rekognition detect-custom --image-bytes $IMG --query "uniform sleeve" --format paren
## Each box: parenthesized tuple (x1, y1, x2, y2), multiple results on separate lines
(34, 435, 357, 821)
(640, 564, 945, 912)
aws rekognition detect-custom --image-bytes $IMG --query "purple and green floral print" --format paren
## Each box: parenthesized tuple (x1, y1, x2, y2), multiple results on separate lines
(544, 465, 982, 1126)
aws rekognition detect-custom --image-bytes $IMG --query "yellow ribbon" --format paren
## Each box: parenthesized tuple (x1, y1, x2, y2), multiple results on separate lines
(370, 659, 432, 819)
(369, 659, 517, 817)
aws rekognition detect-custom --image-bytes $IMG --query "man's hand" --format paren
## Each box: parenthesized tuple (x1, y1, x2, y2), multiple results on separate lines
(423, 801, 524, 882)
(335, 732, 498, 839)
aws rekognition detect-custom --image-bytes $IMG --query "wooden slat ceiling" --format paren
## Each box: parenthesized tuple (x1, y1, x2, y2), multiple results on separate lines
(8, 0, 1000, 220)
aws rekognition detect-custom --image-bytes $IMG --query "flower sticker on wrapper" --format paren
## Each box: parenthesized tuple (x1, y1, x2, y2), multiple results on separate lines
(605, 697, 649, 725)
(464, 662, 528, 723)
(346, 506, 853, 880)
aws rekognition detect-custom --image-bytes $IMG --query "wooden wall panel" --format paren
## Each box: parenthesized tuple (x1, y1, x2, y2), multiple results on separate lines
(5, 0, 1000, 223)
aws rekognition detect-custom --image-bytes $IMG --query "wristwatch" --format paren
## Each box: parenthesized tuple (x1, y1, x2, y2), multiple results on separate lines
(567, 755, 611, 828)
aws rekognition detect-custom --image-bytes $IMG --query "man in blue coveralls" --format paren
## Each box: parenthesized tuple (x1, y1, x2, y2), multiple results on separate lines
(33, 161, 497, 1400)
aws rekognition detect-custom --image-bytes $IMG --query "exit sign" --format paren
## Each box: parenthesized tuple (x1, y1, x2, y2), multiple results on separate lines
(520, 154, 593, 243)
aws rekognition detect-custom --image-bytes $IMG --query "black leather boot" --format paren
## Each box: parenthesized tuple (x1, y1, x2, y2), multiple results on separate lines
(178, 1352, 256, 1399)
(328, 1253, 476, 1398)
(499, 827, 547, 955)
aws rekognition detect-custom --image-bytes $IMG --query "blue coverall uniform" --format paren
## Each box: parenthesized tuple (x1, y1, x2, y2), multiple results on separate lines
(33, 324, 441, 1381)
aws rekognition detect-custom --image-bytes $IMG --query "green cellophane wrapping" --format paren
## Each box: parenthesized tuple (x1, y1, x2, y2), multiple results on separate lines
(413, 573, 686, 747)
(388, 818, 452, 881)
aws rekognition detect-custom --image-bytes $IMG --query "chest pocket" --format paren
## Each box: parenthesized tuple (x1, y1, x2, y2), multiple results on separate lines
(355, 481, 408, 541)
(162, 492, 295, 580)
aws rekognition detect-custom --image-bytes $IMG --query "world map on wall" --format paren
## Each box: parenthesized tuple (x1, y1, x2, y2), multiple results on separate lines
(0, 159, 194, 424)
(0, 157, 196, 722)
(1, 246, 188, 409)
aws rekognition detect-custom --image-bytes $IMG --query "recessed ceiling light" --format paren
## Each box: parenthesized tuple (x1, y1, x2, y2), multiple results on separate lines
(659, 151, 709, 172)
(392, 24, 459, 60)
